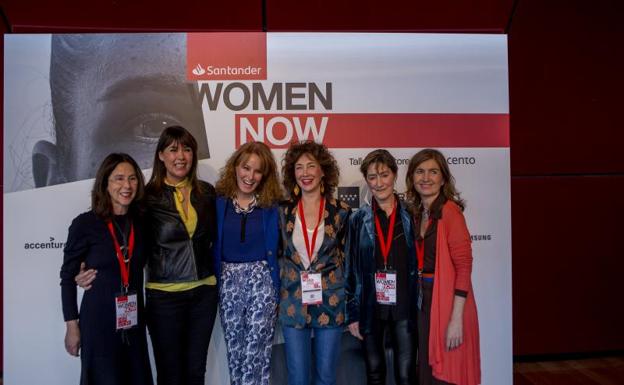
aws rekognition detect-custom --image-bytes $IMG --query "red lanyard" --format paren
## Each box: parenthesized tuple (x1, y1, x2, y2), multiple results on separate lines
(106, 220, 135, 290)
(298, 197, 325, 263)
(415, 218, 432, 272)
(373, 199, 397, 269)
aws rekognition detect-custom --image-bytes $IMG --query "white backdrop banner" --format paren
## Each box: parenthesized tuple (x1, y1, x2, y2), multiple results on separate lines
(3, 32, 511, 385)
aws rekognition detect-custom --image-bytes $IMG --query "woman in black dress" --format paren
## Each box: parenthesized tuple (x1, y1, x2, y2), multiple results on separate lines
(60, 153, 153, 385)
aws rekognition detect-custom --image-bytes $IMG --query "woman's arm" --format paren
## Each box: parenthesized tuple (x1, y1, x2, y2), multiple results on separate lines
(64, 320, 80, 356)
(445, 295, 466, 350)
(446, 204, 473, 296)
(344, 211, 362, 340)
(444, 203, 473, 350)
(60, 214, 89, 355)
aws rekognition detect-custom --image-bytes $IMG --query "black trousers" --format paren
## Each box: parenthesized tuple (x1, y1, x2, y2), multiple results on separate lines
(417, 280, 452, 385)
(146, 284, 218, 385)
(362, 318, 417, 385)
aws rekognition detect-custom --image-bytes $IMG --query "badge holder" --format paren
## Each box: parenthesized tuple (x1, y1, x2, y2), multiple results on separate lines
(300, 271, 323, 305)
(375, 269, 397, 305)
(115, 288, 138, 331)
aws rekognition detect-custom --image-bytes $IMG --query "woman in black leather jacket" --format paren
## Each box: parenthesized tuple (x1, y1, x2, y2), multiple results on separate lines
(143, 125, 218, 385)
(345, 149, 418, 385)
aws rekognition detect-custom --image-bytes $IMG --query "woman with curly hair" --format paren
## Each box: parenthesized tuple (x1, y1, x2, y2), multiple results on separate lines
(213, 141, 283, 385)
(278, 141, 351, 385)
(406, 149, 481, 385)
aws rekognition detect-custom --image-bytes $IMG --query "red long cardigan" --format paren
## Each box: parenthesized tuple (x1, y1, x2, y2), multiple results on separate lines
(429, 201, 481, 385)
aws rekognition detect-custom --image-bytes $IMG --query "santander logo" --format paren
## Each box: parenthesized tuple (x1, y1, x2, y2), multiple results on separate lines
(192, 64, 206, 76)
(187, 32, 267, 80)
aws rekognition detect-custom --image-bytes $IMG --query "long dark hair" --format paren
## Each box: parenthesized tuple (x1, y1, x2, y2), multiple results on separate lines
(91, 153, 145, 219)
(147, 126, 203, 195)
(405, 148, 465, 215)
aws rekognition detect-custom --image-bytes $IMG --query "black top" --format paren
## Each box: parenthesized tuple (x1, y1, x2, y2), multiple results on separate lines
(373, 202, 410, 321)
(415, 195, 467, 298)
(60, 211, 147, 322)
(60, 210, 152, 384)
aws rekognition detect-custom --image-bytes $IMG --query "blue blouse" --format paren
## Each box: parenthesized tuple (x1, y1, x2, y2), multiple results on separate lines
(222, 202, 265, 263)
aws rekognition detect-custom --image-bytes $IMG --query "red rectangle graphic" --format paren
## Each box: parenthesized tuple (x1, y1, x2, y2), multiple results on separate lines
(187, 32, 267, 81)
(235, 113, 509, 148)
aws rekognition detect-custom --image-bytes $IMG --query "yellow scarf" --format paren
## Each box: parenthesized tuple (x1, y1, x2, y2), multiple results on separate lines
(165, 178, 197, 237)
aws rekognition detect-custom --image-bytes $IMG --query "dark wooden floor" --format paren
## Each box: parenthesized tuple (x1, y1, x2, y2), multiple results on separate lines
(1, 356, 623, 384)
(514, 356, 624, 385)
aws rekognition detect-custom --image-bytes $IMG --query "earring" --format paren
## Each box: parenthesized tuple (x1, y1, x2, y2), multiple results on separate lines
(320, 181, 325, 195)
(293, 185, 300, 196)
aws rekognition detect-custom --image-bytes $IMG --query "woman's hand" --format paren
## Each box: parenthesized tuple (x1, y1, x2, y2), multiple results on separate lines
(348, 322, 363, 340)
(446, 295, 466, 351)
(64, 320, 80, 356)
(445, 317, 463, 350)
(75, 262, 97, 290)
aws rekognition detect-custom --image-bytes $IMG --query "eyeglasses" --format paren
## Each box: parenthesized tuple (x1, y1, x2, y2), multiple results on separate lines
(109, 175, 139, 185)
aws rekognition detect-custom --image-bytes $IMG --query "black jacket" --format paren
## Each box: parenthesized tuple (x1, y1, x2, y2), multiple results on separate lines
(145, 180, 217, 283)
(345, 200, 418, 334)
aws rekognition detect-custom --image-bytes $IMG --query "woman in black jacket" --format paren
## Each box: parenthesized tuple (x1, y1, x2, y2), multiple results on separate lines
(143, 125, 218, 385)
(345, 149, 418, 385)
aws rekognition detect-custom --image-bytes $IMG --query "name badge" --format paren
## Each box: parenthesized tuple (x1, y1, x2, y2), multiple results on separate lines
(300, 272, 323, 305)
(115, 292, 138, 330)
(375, 271, 397, 305)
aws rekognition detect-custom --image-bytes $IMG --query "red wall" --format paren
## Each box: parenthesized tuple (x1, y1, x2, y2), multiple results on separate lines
(1, 0, 622, 363)
(508, 0, 624, 355)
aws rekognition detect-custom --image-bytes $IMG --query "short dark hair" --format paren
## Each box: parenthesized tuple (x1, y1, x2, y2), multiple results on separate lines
(282, 141, 339, 200)
(359, 149, 398, 178)
(92, 153, 145, 219)
(147, 126, 202, 195)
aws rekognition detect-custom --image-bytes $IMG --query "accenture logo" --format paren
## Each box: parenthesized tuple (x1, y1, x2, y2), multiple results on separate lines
(24, 237, 66, 250)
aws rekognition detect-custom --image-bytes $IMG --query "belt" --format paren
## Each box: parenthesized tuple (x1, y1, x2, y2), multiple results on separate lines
(421, 272, 434, 282)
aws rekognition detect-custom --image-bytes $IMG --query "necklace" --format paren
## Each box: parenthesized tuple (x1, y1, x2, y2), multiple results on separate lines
(422, 205, 430, 220)
(112, 215, 130, 262)
(233, 195, 257, 215)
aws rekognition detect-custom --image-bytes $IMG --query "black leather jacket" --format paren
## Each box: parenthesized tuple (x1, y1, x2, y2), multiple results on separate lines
(145, 181, 216, 283)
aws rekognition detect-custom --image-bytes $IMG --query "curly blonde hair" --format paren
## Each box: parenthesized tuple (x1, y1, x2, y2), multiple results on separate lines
(215, 142, 283, 207)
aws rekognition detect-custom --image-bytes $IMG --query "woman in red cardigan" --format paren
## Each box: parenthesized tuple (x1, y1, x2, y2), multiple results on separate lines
(406, 149, 481, 385)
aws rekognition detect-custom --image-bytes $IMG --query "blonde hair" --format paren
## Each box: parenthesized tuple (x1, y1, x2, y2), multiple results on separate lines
(215, 142, 283, 207)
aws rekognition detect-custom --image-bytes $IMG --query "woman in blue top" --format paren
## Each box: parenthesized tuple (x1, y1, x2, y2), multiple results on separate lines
(214, 141, 283, 385)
